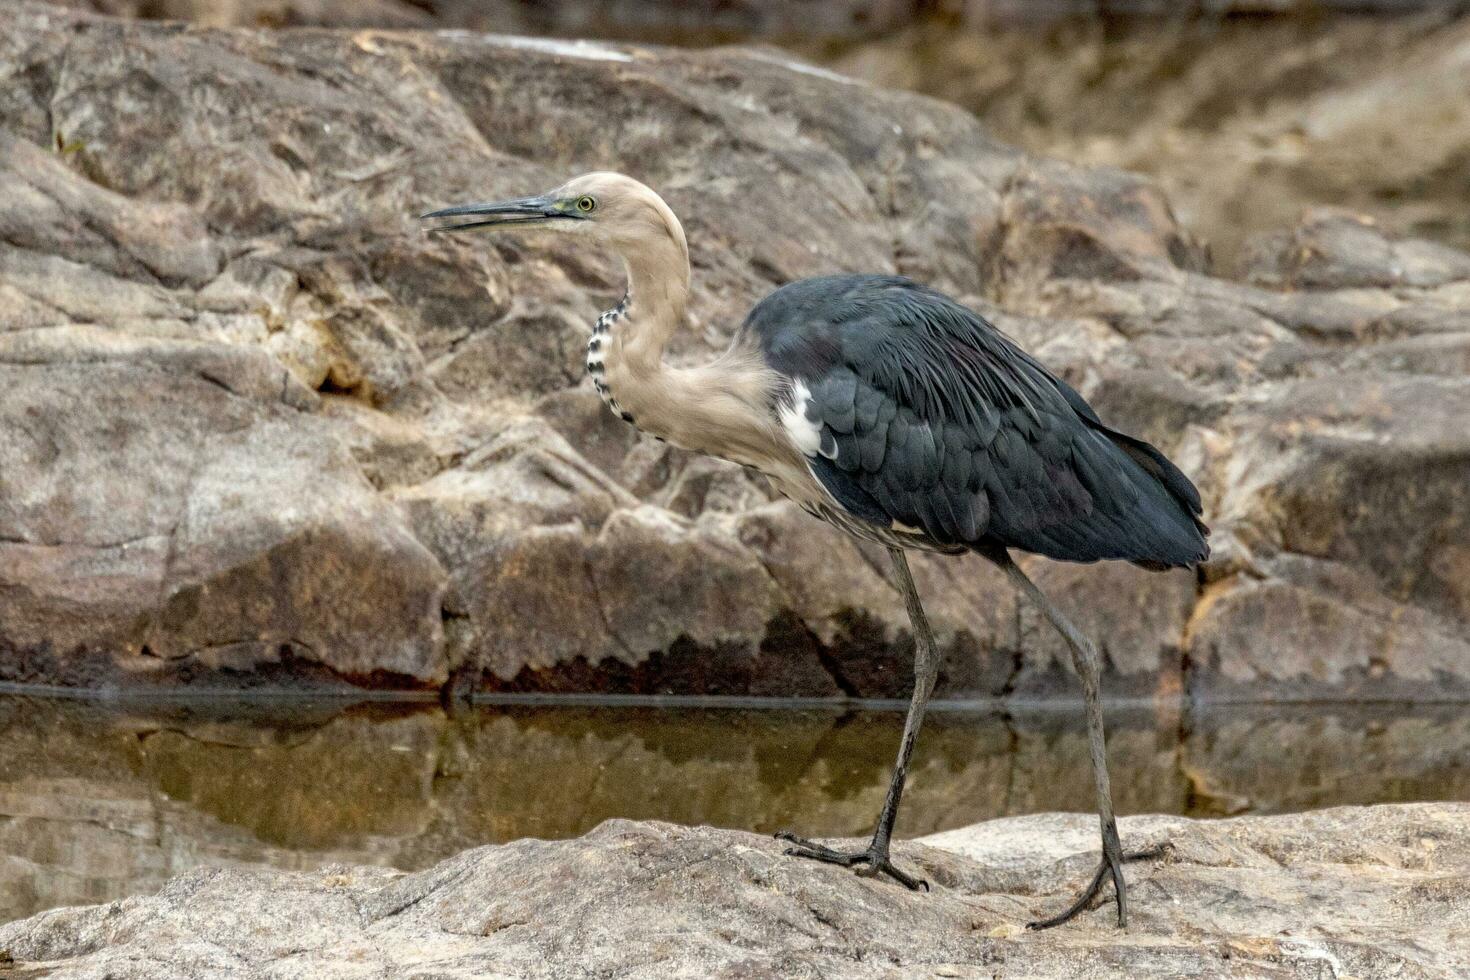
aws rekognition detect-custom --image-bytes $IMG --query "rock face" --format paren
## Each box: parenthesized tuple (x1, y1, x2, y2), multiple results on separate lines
(1, 803, 1466, 977)
(45, 0, 1459, 36)
(48, 0, 923, 38)
(2, 3, 1469, 700)
(829, 12, 1470, 273)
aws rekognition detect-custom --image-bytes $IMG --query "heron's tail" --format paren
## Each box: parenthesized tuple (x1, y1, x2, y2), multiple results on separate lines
(1103, 430, 1210, 570)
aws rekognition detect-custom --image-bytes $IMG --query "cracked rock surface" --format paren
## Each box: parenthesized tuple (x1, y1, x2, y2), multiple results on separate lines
(2, 4, 1469, 699)
(1, 803, 1467, 978)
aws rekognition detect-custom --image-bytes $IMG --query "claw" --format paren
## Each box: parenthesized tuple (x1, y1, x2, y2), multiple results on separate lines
(1027, 840, 1171, 931)
(773, 831, 929, 891)
(1028, 853, 1113, 931)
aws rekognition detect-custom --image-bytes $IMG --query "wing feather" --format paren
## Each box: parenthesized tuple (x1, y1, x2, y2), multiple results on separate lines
(747, 275, 1208, 567)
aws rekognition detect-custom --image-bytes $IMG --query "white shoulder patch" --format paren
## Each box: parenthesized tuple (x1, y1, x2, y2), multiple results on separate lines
(778, 379, 824, 458)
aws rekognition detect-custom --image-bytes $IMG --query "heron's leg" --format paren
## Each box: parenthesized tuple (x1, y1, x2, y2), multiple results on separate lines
(775, 546, 939, 892)
(990, 551, 1142, 929)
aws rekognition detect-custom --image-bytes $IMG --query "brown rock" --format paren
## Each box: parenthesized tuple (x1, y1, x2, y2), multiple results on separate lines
(0, 330, 447, 688)
(2, 3, 1468, 700)
(828, 13, 1470, 272)
(47, 0, 931, 40)
(1245, 210, 1470, 292)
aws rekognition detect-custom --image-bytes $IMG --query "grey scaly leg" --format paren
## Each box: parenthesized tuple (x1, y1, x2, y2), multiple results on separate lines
(990, 550, 1159, 929)
(776, 546, 939, 891)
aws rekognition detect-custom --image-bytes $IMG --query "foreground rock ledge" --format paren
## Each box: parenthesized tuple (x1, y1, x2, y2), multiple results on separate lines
(2, 804, 1465, 979)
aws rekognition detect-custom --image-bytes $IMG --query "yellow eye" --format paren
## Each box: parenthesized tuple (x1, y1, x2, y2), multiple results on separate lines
(576, 196, 596, 213)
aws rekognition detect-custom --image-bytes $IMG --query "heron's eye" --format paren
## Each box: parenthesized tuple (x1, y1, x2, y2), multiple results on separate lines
(576, 196, 596, 213)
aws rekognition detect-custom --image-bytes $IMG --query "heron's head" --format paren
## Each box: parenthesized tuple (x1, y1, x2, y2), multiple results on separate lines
(422, 171, 687, 263)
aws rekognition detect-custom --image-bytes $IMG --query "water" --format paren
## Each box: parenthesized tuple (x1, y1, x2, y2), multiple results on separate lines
(1, 693, 1466, 924)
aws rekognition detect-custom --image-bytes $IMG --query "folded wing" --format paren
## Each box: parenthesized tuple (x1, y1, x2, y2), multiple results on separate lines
(745, 275, 1209, 569)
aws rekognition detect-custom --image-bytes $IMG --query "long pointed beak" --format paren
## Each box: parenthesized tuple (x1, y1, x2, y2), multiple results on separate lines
(420, 194, 575, 233)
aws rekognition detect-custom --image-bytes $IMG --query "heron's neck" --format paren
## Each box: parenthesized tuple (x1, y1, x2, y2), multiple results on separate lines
(618, 242, 690, 375)
(589, 240, 779, 468)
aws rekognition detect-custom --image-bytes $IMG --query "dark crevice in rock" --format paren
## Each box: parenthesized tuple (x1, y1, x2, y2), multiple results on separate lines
(975, 166, 1021, 300)
(470, 600, 994, 699)
(174, 640, 436, 693)
(315, 374, 367, 400)
(796, 608, 911, 700)
(467, 601, 1100, 701)
(808, 631, 863, 700)
(438, 665, 476, 710)
(1179, 565, 1208, 704)
(438, 594, 477, 708)
(475, 618, 841, 699)
(996, 646, 1026, 700)
(0, 532, 166, 549)
(0, 637, 436, 695)
(371, 862, 480, 922)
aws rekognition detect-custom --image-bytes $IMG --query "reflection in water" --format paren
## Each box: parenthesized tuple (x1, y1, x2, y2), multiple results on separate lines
(1, 695, 1466, 922)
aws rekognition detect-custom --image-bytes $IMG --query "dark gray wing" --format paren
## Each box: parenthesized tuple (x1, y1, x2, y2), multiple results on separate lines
(745, 275, 1208, 568)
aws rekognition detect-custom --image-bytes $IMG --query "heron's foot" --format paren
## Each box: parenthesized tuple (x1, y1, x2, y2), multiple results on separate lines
(1027, 842, 1171, 931)
(774, 831, 930, 892)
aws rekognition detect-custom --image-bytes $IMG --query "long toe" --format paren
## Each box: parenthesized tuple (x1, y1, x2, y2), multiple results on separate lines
(855, 855, 929, 891)
(775, 831, 864, 867)
(775, 833, 929, 890)
(783, 842, 864, 867)
(1027, 856, 1112, 931)
(1028, 840, 1171, 930)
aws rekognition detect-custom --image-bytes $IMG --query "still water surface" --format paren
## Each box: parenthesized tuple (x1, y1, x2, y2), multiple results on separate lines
(1, 694, 1466, 923)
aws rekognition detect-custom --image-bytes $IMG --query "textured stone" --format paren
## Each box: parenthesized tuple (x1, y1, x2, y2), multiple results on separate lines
(829, 12, 1470, 272)
(44, 0, 924, 39)
(1, 803, 1467, 978)
(43, 0, 1458, 37)
(0, 330, 447, 688)
(2, 4, 1468, 699)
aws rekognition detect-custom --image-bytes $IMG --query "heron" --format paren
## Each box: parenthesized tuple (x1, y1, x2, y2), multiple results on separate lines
(422, 172, 1208, 929)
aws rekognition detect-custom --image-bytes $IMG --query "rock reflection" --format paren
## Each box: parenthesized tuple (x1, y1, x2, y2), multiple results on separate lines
(0, 695, 1466, 922)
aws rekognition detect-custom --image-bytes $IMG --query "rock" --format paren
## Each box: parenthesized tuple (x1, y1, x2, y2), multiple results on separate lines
(2, 3, 1469, 700)
(972, 0, 1453, 21)
(0, 328, 447, 689)
(828, 12, 1470, 273)
(46, 0, 928, 40)
(43, 0, 1460, 38)
(1, 803, 1466, 977)
(1245, 210, 1470, 292)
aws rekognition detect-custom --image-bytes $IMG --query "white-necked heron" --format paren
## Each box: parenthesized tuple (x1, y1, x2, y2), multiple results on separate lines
(423, 172, 1209, 929)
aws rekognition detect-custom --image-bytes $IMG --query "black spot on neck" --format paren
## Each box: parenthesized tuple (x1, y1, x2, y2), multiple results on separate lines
(588, 291, 633, 420)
